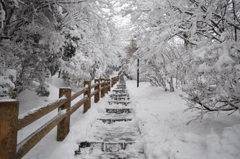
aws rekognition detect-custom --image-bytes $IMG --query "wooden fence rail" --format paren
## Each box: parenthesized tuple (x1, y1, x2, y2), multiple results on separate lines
(0, 74, 120, 159)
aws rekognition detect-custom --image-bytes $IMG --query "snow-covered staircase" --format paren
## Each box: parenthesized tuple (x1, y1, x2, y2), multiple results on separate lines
(75, 77, 145, 159)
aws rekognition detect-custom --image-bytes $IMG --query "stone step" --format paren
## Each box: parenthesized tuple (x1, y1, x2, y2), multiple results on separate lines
(106, 108, 132, 114)
(108, 101, 131, 106)
(75, 141, 145, 159)
(102, 151, 146, 159)
(110, 93, 129, 98)
(110, 96, 130, 100)
(97, 119, 132, 124)
(99, 112, 133, 119)
(75, 141, 135, 153)
(88, 122, 140, 142)
(113, 89, 128, 93)
(118, 83, 126, 86)
(113, 88, 127, 90)
(116, 86, 126, 89)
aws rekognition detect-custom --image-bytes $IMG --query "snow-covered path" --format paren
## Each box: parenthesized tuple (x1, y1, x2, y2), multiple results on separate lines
(75, 80, 145, 158)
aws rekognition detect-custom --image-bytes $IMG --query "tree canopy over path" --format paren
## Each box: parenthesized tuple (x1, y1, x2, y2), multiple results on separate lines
(122, 0, 240, 116)
(1, 0, 240, 116)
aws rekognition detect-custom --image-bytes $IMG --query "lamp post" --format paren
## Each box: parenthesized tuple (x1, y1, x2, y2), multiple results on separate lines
(137, 58, 139, 87)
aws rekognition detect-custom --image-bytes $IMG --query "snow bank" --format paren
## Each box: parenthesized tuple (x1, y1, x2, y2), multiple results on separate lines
(127, 80, 240, 159)
(151, 124, 240, 159)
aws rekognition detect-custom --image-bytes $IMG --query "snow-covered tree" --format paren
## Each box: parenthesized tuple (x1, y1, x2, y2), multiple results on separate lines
(0, 0, 66, 97)
(0, 0, 123, 98)
(181, 0, 240, 115)
(122, 37, 137, 79)
(122, 0, 240, 114)
(60, 1, 123, 86)
(119, 0, 192, 91)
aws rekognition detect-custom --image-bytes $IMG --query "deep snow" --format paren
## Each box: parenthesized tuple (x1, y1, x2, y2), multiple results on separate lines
(17, 77, 240, 159)
(127, 81, 240, 159)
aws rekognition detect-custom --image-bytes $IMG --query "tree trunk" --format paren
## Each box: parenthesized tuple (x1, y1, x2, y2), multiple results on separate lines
(169, 76, 174, 92)
(232, 0, 237, 41)
(162, 79, 168, 91)
(58, 70, 61, 78)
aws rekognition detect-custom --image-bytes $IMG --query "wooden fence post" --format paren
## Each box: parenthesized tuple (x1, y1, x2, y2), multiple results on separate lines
(57, 88, 71, 141)
(84, 81, 91, 113)
(112, 78, 114, 87)
(108, 79, 111, 92)
(104, 79, 108, 94)
(0, 100, 19, 159)
(113, 77, 116, 86)
(118, 71, 122, 76)
(94, 79, 100, 103)
(111, 77, 114, 87)
(100, 79, 105, 98)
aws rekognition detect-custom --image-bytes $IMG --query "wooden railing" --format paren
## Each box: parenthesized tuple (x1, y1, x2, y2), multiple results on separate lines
(0, 75, 120, 159)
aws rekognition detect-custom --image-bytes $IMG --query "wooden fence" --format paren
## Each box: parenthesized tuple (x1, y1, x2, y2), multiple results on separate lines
(0, 74, 120, 159)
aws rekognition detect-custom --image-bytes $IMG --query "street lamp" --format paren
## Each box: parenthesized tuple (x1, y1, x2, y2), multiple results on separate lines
(137, 58, 139, 87)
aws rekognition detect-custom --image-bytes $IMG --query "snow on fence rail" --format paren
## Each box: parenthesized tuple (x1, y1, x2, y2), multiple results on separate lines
(0, 73, 120, 159)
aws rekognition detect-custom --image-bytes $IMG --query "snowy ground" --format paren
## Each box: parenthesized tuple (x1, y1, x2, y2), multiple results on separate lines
(127, 81, 240, 159)
(17, 77, 240, 159)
